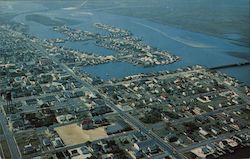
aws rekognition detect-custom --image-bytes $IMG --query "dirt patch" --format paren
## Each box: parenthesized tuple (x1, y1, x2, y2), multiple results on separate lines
(55, 123, 108, 145)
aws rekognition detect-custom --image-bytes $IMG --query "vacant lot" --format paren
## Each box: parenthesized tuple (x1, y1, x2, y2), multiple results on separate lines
(55, 124, 108, 145)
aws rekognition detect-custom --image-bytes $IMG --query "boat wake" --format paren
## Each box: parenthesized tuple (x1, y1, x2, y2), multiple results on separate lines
(135, 22, 215, 48)
(63, 0, 88, 11)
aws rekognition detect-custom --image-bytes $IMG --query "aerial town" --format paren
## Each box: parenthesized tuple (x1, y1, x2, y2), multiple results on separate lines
(0, 22, 249, 159)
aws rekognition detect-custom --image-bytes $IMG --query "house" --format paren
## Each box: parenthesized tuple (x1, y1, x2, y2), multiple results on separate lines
(225, 138, 238, 148)
(134, 139, 160, 155)
(132, 132, 147, 142)
(101, 153, 114, 159)
(69, 147, 91, 159)
(106, 121, 130, 135)
(106, 123, 123, 135)
(52, 137, 64, 148)
(80, 146, 92, 158)
(39, 57, 53, 66)
(93, 116, 108, 125)
(80, 119, 94, 130)
(192, 107, 202, 115)
(133, 150, 144, 159)
(8, 114, 25, 131)
(9, 120, 24, 131)
(56, 114, 75, 124)
(91, 106, 112, 116)
(98, 140, 113, 153)
(55, 151, 71, 159)
(91, 143, 103, 153)
(23, 144, 36, 154)
(7, 114, 22, 121)
(210, 127, 220, 135)
(197, 96, 211, 103)
(199, 128, 209, 137)
(191, 146, 214, 158)
(69, 149, 80, 157)
(42, 138, 51, 146)
(85, 91, 97, 99)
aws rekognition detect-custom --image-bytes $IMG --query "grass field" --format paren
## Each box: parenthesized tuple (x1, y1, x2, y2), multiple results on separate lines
(55, 124, 108, 145)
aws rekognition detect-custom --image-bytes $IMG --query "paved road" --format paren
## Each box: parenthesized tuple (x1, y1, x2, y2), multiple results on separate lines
(170, 103, 247, 125)
(23, 130, 136, 159)
(148, 103, 247, 135)
(12, 87, 83, 102)
(0, 113, 21, 159)
(210, 74, 250, 105)
(41, 40, 250, 159)
(178, 128, 250, 153)
(30, 40, 185, 159)
(11, 28, 250, 159)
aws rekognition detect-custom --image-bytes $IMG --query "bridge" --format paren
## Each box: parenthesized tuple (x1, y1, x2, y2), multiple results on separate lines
(209, 61, 250, 70)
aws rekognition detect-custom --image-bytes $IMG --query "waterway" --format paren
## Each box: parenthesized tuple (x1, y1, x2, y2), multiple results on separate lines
(9, 2, 250, 86)
(57, 41, 119, 56)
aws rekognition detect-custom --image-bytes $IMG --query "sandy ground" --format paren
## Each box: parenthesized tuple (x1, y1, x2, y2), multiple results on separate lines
(55, 124, 108, 145)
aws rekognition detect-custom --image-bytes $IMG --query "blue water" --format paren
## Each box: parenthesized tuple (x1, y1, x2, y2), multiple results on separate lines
(27, 22, 65, 39)
(219, 66, 250, 86)
(57, 41, 119, 55)
(11, 6, 250, 86)
(224, 34, 243, 40)
(82, 61, 187, 80)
